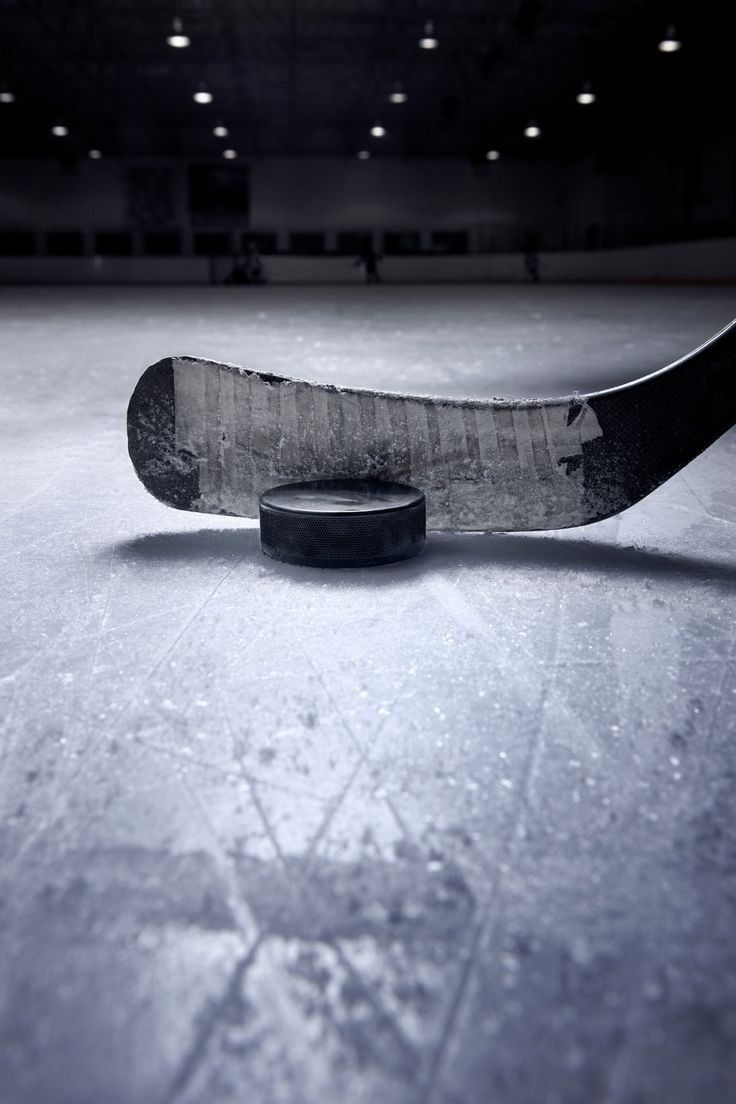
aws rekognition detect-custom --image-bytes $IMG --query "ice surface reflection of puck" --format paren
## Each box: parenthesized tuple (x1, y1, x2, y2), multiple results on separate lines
(259, 479, 426, 568)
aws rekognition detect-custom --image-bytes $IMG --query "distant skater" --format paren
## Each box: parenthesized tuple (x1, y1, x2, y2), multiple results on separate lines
(523, 229, 541, 283)
(524, 249, 540, 283)
(244, 240, 265, 284)
(224, 241, 265, 285)
(224, 253, 248, 284)
(355, 239, 382, 284)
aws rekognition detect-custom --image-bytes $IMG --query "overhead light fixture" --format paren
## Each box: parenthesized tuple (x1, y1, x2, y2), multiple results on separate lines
(419, 20, 439, 49)
(388, 82, 407, 104)
(194, 83, 213, 104)
(167, 18, 190, 48)
(576, 81, 596, 105)
(658, 25, 681, 52)
(51, 124, 69, 137)
(370, 122, 386, 137)
(357, 149, 371, 160)
(88, 149, 102, 159)
(213, 123, 229, 138)
(485, 149, 500, 161)
(222, 148, 237, 159)
(524, 121, 541, 138)
(0, 90, 14, 104)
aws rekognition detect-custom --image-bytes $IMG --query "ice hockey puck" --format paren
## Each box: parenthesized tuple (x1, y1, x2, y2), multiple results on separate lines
(259, 479, 426, 568)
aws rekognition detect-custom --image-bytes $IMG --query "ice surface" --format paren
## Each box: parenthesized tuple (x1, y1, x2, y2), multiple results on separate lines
(1, 284, 736, 1104)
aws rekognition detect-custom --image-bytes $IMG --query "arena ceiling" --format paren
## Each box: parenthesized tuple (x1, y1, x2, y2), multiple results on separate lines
(0, 0, 731, 163)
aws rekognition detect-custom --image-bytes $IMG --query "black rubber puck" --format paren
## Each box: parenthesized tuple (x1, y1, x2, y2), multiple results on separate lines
(259, 479, 426, 568)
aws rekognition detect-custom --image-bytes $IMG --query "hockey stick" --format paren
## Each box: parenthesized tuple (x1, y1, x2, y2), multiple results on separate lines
(127, 318, 736, 531)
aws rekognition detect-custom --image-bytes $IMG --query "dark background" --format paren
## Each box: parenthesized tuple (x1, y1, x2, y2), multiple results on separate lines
(0, 0, 734, 269)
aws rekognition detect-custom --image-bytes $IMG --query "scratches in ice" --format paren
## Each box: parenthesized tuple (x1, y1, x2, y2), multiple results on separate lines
(418, 574, 565, 1103)
(6, 555, 245, 877)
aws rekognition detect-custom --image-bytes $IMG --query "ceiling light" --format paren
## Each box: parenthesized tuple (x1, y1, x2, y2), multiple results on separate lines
(222, 148, 237, 159)
(524, 121, 541, 138)
(357, 150, 371, 160)
(486, 149, 500, 161)
(51, 124, 68, 137)
(658, 25, 681, 52)
(194, 84, 213, 105)
(167, 18, 190, 48)
(576, 82, 596, 105)
(419, 20, 438, 49)
(370, 122, 386, 137)
(388, 82, 407, 105)
(213, 123, 229, 138)
(0, 91, 14, 104)
(88, 149, 102, 159)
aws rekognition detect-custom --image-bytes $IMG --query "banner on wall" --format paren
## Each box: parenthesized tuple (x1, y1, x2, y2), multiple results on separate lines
(188, 163, 250, 224)
(126, 167, 176, 226)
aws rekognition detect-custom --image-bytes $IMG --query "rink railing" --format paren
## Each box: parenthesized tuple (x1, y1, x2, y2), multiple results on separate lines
(1, 238, 736, 284)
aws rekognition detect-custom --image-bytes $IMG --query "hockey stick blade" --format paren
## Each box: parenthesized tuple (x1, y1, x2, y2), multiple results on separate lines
(127, 318, 736, 532)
